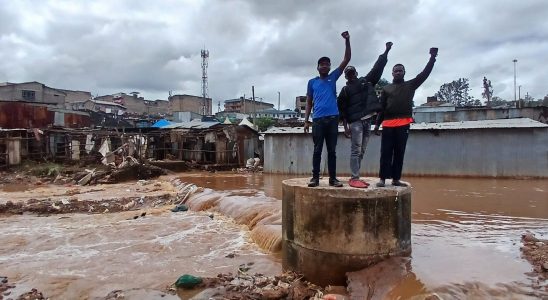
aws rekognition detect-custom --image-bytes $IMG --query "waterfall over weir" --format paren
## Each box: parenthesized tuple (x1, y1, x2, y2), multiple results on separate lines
(172, 179, 283, 253)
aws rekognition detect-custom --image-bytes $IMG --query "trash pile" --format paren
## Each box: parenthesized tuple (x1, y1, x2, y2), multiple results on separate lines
(167, 272, 347, 300)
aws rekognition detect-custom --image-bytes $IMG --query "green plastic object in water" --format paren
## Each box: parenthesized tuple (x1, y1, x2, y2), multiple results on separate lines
(175, 274, 202, 289)
(171, 204, 188, 212)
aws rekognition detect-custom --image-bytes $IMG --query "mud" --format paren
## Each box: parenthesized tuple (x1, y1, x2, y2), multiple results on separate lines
(0, 178, 178, 215)
(521, 232, 548, 290)
(0, 161, 168, 189)
(0, 277, 47, 300)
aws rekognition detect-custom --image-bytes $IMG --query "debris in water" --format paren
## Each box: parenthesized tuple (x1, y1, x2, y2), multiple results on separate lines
(520, 232, 548, 285)
(174, 274, 203, 289)
(171, 204, 188, 212)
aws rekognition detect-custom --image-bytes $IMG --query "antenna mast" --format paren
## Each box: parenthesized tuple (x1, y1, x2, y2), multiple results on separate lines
(201, 48, 209, 115)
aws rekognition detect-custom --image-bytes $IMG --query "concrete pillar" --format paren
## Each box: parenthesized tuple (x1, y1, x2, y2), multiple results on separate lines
(7, 138, 21, 165)
(282, 177, 411, 286)
(71, 140, 80, 160)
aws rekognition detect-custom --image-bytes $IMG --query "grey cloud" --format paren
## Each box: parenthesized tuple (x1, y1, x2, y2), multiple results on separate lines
(1, 0, 547, 109)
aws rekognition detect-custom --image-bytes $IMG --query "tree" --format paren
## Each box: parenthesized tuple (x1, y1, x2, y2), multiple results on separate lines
(543, 95, 548, 106)
(490, 96, 511, 107)
(255, 117, 275, 132)
(434, 78, 475, 107)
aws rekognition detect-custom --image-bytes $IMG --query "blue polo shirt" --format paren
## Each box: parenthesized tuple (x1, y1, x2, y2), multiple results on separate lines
(307, 67, 343, 120)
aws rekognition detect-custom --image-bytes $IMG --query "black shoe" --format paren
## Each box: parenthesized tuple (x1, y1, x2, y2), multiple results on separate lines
(376, 179, 386, 187)
(392, 180, 408, 187)
(329, 178, 343, 187)
(308, 178, 319, 187)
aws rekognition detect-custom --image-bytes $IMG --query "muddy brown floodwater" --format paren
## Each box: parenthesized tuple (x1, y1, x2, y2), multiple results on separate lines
(176, 173, 548, 299)
(1, 172, 547, 299)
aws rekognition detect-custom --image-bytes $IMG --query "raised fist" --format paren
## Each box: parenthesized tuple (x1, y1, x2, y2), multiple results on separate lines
(341, 31, 350, 40)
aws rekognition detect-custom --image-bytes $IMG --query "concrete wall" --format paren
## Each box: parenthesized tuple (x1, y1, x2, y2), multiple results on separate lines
(172, 111, 202, 122)
(295, 96, 306, 118)
(60, 90, 92, 106)
(264, 127, 548, 178)
(413, 107, 547, 124)
(0, 82, 65, 106)
(224, 98, 275, 114)
(94, 94, 168, 115)
(146, 100, 169, 115)
(169, 95, 212, 115)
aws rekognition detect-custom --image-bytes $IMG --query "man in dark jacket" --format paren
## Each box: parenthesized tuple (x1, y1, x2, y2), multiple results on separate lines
(337, 42, 392, 188)
(374, 47, 438, 187)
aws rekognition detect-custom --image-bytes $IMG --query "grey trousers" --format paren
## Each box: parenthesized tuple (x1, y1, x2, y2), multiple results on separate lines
(349, 118, 371, 179)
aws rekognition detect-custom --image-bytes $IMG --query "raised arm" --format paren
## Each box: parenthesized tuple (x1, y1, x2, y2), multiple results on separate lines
(410, 47, 438, 89)
(337, 31, 351, 71)
(364, 42, 392, 84)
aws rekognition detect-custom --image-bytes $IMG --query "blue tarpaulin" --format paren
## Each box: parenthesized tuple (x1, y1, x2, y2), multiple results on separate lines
(152, 119, 172, 128)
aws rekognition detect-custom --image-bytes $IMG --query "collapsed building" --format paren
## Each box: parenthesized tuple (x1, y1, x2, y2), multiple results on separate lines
(1, 119, 259, 170)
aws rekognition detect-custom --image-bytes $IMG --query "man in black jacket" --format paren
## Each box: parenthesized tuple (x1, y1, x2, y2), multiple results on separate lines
(337, 42, 392, 188)
(373, 47, 438, 187)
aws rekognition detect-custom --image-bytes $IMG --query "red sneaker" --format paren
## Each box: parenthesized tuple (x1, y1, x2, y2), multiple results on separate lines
(349, 179, 368, 188)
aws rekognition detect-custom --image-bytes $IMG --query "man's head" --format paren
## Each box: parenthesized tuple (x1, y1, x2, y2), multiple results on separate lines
(317, 56, 331, 76)
(344, 65, 358, 81)
(392, 64, 405, 81)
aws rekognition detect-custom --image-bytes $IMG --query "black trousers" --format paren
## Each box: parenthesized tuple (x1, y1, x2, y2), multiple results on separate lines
(379, 125, 410, 181)
(312, 115, 339, 180)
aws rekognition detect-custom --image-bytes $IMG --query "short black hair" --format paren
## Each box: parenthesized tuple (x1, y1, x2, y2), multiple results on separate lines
(317, 56, 331, 66)
(393, 63, 405, 71)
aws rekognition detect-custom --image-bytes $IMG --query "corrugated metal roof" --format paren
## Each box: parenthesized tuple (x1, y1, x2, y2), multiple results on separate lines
(412, 118, 548, 129)
(163, 120, 220, 129)
(91, 100, 127, 108)
(0, 128, 27, 131)
(264, 118, 548, 135)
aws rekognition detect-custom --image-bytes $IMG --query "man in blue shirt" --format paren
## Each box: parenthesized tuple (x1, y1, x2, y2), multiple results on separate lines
(304, 31, 351, 187)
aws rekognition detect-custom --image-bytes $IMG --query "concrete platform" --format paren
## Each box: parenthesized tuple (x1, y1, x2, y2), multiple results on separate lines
(282, 177, 412, 286)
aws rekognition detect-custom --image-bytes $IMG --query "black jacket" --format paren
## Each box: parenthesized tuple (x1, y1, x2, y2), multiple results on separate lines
(337, 54, 387, 123)
(376, 57, 436, 124)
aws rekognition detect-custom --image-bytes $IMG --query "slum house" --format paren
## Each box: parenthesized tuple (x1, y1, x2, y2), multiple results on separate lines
(42, 127, 152, 164)
(0, 101, 91, 129)
(0, 129, 28, 168)
(23, 121, 260, 169)
(162, 120, 260, 167)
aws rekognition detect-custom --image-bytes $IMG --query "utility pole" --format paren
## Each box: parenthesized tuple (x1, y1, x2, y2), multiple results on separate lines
(513, 59, 517, 102)
(278, 91, 280, 111)
(252, 86, 256, 127)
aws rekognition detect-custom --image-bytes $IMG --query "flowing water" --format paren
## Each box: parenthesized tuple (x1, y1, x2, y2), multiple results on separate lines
(176, 173, 548, 299)
(1, 172, 547, 299)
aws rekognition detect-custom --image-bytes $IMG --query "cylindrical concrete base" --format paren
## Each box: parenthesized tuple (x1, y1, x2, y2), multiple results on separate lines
(282, 177, 412, 286)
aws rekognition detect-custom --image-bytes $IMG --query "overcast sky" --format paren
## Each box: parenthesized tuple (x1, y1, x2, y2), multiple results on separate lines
(1, 0, 547, 110)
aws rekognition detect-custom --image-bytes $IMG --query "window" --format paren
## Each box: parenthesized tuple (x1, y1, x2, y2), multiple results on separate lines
(22, 90, 36, 101)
